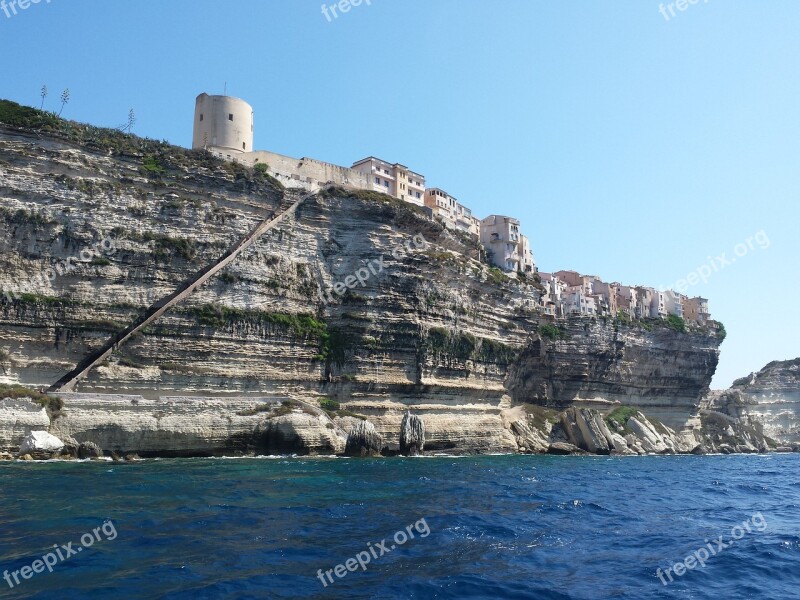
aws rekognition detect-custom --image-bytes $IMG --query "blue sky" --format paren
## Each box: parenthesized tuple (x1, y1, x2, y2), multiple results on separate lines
(1, 0, 798, 387)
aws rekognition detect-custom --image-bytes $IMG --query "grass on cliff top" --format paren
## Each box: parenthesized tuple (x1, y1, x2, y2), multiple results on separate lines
(320, 186, 427, 217)
(0, 384, 63, 412)
(0, 99, 283, 193)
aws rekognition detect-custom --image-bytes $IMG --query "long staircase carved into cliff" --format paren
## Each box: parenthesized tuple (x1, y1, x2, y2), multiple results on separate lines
(48, 193, 309, 393)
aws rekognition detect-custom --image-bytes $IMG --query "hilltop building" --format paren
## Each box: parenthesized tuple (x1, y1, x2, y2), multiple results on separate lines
(423, 188, 481, 239)
(351, 157, 426, 206)
(191, 93, 536, 274)
(684, 297, 711, 326)
(192, 92, 369, 193)
(481, 215, 535, 273)
(193, 93, 254, 155)
(189, 94, 714, 325)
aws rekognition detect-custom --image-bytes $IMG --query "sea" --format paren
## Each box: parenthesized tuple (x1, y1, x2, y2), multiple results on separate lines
(0, 454, 798, 599)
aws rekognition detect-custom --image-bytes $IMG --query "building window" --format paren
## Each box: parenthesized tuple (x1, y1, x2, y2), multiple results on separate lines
(228, 114, 234, 121)
(375, 177, 380, 184)
(384, 180, 389, 187)
(199, 114, 204, 122)
(243, 142, 246, 150)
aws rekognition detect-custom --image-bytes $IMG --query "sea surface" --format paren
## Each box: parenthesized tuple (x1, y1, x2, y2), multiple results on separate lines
(0, 454, 798, 599)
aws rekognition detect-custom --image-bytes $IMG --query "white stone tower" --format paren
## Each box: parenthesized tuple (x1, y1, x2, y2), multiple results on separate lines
(192, 93, 254, 154)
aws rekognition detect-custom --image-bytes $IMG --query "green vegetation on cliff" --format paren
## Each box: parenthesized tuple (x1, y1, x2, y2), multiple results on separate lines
(538, 323, 569, 340)
(426, 327, 518, 365)
(0, 99, 282, 192)
(0, 384, 62, 413)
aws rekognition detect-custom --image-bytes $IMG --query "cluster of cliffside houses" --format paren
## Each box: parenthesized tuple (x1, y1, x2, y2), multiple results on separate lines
(192, 93, 713, 326)
(538, 271, 713, 326)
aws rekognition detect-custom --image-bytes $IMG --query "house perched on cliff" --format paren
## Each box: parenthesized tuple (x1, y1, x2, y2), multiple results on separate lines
(351, 157, 426, 206)
(423, 188, 481, 239)
(480, 215, 536, 273)
(684, 296, 710, 326)
(539, 271, 713, 325)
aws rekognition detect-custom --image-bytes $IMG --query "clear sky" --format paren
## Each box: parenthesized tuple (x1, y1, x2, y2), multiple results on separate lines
(1, 0, 797, 388)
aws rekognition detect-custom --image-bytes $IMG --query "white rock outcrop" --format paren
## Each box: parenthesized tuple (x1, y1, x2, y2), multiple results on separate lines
(19, 431, 64, 454)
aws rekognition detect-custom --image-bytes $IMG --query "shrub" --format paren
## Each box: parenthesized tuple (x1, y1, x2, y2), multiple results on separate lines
(319, 398, 340, 411)
(236, 403, 274, 417)
(666, 314, 686, 333)
(538, 323, 568, 340)
(141, 232, 196, 260)
(605, 406, 638, 430)
(141, 155, 166, 177)
(0, 100, 60, 130)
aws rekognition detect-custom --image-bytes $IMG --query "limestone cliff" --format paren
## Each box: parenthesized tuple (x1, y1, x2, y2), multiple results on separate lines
(506, 318, 721, 429)
(724, 358, 800, 445)
(0, 101, 729, 456)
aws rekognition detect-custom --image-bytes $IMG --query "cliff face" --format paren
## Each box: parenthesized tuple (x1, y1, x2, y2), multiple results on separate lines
(0, 110, 725, 454)
(507, 319, 721, 429)
(728, 358, 800, 444)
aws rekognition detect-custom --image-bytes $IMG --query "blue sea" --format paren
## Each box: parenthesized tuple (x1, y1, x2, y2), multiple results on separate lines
(0, 454, 798, 599)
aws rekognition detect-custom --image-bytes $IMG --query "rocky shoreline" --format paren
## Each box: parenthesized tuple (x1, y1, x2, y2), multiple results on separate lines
(1, 389, 795, 462)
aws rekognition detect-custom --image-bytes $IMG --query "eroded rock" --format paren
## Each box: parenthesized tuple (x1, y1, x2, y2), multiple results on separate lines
(344, 421, 382, 457)
(78, 441, 103, 459)
(399, 412, 425, 456)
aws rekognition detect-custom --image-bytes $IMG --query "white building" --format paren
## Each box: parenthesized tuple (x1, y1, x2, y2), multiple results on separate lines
(424, 188, 457, 229)
(540, 273, 567, 317)
(615, 285, 638, 318)
(562, 287, 597, 315)
(480, 215, 523, 272)
(455, 203, 481, 239)
(519, 234, 535, 273)
(664, 291, 687, 318)
(351, 157, 426, 206)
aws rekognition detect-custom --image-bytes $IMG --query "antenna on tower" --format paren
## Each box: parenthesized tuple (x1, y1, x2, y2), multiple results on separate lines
(224, 81, 227, 95)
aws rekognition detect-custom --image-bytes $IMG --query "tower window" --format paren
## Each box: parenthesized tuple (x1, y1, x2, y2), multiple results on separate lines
(228, 114, 234, 121)
(199, 114, 204, 121)
(243, 142, 246, 150)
